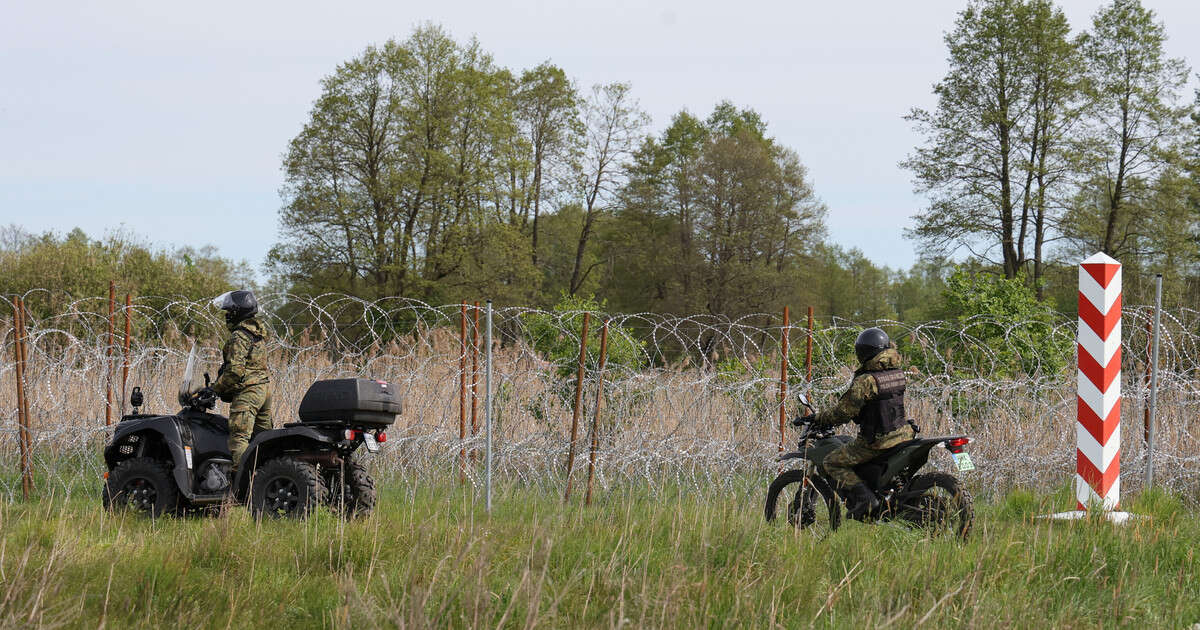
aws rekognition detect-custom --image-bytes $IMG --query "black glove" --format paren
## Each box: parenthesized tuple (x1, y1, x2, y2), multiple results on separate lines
(791, 413, 816, 427)
(196, 387, 217, 407)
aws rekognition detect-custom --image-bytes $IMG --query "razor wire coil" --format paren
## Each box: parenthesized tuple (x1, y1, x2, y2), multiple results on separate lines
(0, 292, 1197, 502)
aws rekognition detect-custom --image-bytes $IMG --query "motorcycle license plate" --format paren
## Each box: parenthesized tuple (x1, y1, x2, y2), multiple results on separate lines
(952, 451, 975, 472)
(362, 432, 380, 453)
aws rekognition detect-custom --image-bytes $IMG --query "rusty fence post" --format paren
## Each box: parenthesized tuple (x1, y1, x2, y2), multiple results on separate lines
(585, 319, 609, 507)
(778, 307, 789, 459)
(805, 306, 814, 382)
(106, 281, 115, 426)
(564, 311, 591, 503)
(12, 297, 33, 499)
(459, 301, 468, 485)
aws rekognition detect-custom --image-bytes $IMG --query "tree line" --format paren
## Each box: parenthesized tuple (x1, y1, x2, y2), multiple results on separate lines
(0, 225, 250, 319)
(272, 2, 1200, 320)
(266, 24, 877, 320)
(905, 0, 1200, 308)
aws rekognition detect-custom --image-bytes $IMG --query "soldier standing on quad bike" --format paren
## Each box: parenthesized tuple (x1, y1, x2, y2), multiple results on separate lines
(204, 290, 272, 476)
(806, 327, 915, 519)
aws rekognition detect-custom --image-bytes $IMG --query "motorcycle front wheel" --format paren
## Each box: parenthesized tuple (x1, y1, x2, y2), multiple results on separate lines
(765, 469, 841, 534)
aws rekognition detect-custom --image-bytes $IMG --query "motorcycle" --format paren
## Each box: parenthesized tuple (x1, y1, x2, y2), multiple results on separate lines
(764, 393, 975, 539)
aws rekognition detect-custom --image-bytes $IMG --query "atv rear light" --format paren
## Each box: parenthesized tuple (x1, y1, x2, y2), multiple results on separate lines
(344, 429, 360, 441)
(947, 438, 970, 447)
(377, 431, 387, 443)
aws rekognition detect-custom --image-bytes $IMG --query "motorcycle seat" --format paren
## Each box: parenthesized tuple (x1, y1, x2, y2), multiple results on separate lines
(860, 435, 963, 466)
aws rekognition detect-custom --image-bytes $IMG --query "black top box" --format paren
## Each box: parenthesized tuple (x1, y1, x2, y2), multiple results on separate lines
(298, 378, 401, 427)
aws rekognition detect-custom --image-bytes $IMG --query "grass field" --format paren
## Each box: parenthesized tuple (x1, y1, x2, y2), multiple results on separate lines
(0, 479, 1197, 629)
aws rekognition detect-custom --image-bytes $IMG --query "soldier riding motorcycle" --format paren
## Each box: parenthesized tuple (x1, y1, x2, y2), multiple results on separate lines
(765, 328, 975, 539)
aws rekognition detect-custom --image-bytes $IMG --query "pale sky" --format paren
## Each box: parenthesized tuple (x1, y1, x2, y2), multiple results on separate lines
(3, 0, 1198, 275)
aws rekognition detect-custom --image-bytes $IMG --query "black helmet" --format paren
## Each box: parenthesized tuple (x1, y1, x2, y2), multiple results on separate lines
(854, 327, 890, 364)
(212, 290, 258, 326)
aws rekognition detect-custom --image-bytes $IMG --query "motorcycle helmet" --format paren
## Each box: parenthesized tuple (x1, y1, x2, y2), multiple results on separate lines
(212, 290, 258, 326)
(854, 327, 890, 364)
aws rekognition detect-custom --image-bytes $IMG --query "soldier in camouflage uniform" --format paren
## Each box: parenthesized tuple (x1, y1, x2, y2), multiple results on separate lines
(208, 290, 272, 474)
(810, 327, 913, 518)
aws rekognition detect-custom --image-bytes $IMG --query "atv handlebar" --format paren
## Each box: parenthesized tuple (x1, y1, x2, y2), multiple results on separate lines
(181, 387, 218, 412)
(195, 388, 217, 407)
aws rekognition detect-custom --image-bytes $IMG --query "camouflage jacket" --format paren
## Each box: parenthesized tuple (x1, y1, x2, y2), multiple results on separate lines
(813, 347, 904, 430)
(212, 317, 270, 396)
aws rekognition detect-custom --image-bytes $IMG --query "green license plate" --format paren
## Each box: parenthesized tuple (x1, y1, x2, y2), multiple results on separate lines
(952, 452, 975, 472)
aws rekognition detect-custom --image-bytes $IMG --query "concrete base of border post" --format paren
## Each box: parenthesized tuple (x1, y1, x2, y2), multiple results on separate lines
(1040, 510, 1141, 525)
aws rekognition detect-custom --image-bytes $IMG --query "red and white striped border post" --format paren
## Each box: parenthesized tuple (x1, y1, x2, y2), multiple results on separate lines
(1077, 252, 1122, 510)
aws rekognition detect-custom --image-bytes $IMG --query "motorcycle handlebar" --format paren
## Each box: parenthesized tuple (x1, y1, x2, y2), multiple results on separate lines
(791, 413, 816, 428)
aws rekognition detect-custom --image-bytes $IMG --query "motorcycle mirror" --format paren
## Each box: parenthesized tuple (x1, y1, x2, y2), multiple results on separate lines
(796, 392, 814, 411)
(204, 372, 211, 387)
(130, 386, 143, 410)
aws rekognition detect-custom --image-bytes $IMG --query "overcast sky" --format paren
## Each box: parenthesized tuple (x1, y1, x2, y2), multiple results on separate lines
(3, 0, 1198, 276)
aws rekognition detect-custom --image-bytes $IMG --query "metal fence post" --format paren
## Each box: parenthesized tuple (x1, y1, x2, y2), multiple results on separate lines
(1146, 273, 1162, 489)
(778, 306, 789, 461)
(471, 301, 480, 461)
(459, 301, 467, 485)
(12, 297, 33, 499)
(805, 306, 814, 381)
(106, 281, 115, 426)
(485, 300, 493, 513)
(121, 293, 132, 417)
(564, 312, 591, 502)
(586, 319, 609, 507)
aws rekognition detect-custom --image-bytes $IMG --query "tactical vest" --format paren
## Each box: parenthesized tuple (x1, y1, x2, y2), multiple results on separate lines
(855, 368, 907, 442)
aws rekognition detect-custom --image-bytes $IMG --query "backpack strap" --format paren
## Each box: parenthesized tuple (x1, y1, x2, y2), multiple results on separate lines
(233, 327, 263, 365)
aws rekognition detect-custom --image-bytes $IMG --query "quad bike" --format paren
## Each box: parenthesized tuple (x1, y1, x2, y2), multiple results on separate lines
(765, 393, 975, 539)
(102, 345, 400, 518)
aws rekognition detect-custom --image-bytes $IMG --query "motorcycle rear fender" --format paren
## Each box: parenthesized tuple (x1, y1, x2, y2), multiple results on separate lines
(232, 425, 341, 498)
(866, 442, 939, 489)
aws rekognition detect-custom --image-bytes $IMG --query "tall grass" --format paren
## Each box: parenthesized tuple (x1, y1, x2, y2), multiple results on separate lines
(1, 481, 1197, 628)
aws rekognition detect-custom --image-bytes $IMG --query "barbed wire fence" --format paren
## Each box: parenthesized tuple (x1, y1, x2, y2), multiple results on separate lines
(1, 291, 1199, 503)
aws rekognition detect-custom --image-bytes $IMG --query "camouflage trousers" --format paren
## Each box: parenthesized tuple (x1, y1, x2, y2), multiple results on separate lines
(229, 383, 272, 472)
(822, 425, 914, 488)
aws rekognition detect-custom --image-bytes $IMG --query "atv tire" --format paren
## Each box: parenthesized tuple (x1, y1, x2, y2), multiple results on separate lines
(103, 457, 180, 517)
(901, 472, 973, 540)
(326, 459, 376, 518)
(250, 457, 326, 519)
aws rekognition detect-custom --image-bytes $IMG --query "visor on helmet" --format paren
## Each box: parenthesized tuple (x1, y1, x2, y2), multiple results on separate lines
(211, 291, 236, 310)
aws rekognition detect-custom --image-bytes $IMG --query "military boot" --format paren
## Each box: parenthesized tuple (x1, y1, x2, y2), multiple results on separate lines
(844, 483, 880, 519)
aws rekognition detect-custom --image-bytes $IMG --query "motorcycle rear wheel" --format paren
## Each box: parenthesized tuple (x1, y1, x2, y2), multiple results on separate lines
(899, 472, 973, 540)
(765, 469, 841, 534)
